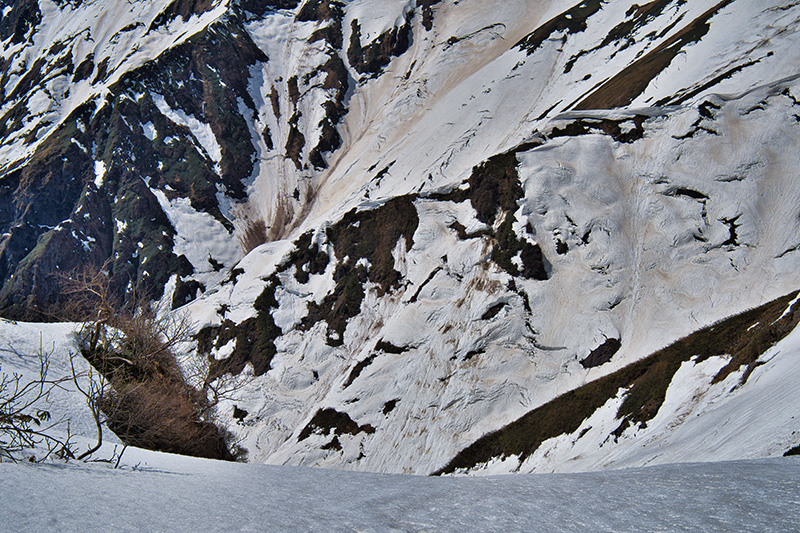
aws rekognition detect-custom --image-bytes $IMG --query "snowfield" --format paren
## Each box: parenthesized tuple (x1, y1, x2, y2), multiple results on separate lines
(1, 451, 798, 532)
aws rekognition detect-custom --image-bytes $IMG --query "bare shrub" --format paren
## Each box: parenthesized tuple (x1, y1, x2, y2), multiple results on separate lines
(1, 347, 69, 462)
(59, 264, 244, 461)
(0, 344, 106, 463)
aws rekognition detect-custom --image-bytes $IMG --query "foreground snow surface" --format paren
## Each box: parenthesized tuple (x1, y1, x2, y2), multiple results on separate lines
(1, 452, 798, 532)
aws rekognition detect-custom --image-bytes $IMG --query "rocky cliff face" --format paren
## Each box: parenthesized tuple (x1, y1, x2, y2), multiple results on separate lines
(2, 0, 800, 473)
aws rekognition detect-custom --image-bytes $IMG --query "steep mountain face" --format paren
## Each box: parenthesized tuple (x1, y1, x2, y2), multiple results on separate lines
(2, 0, 800, 474)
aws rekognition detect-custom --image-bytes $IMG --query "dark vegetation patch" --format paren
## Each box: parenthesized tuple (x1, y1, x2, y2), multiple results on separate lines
(468, 150, 548, 279)
(549, 115, 648, 144)
(435, 290, 800, 474)
(516, 0, 604, 56)
(197, 278, 282, 379)
(232, 405, 248, 424)
(373, 162, 394, 182)
(284, 1, 349, 170)
(0, 0, 42, 44)
(287, 76, 300, 108)
(307, 54, 348, 169)
(225, 268, 245, 285)
(481, 302, 506, 321)
(5, 56, 47, 102)
(492, 213, 548, 280)
(563, 0, 674, 74)
(283, 231, 330, 284)
(720, 216, 741, 247)
(321, 435, 342, 451)
(302, 196, 419, 345)
(296, 0, 343, 22)
(269, 86, 281, 119)
(348, 17, 412, 77)
(238, 0, 301, 17)
(575, 0, 735, 110)
(171, 279, 204, 309)
(665, 187, 708, 200)
(343, 354, 377, 388)
(382, 399, 399, 415)
(285, 114, 306, 170)
(376, 340, 409, 354)
(466, 151, 525, 225)
(297, 408, 375, 441)
(72, 53, 94, 82)
(208, 256, 224, 272)
(448, 221, 489, 240)
(580, 337, 621, 368)
(148, 0, 215, 32)
(464, 348, 485, 362)
(91, 56, 111, 85)
(418, 0, 441, 31)
(425, 143, 549, 280)
(197, 197, 417, 375)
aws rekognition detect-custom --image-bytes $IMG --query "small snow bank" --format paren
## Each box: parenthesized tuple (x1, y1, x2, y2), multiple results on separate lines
(150, 189, 240, 288)
(344, 0, 414, 46)
(0, 320, 107, 441)
(152, 94, 222, 166)
(0, 449, 797, 531)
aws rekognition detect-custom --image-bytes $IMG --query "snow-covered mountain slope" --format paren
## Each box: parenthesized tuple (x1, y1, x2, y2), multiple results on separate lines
(439, 289, 800, 475)
(2, 0, 800, 474)
(2, 444, 799, 532)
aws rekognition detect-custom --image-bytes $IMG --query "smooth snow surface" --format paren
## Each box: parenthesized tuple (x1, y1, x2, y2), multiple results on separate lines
(1, 450, 798, 532)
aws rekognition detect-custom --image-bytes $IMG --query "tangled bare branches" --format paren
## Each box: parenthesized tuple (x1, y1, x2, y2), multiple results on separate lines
(58, 263, 244, 461)
(0, 344, 107, 463)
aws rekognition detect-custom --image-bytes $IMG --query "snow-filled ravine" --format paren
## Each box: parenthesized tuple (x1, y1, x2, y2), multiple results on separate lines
(1, 450, 798, 532)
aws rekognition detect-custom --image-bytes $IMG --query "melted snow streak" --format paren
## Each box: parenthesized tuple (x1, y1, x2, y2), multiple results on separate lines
(1, 452, 798, 532)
